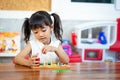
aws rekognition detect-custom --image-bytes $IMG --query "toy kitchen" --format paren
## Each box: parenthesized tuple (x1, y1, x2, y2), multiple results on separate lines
(72, 18, 120, 62)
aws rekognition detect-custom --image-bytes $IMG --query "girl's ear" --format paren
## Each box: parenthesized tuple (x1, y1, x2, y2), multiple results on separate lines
(50, 24, 54, 31)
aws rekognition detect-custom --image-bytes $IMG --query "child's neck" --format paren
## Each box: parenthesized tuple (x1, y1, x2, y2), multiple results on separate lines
(39, 38, 51, 45)
(45, 38, 51, 45)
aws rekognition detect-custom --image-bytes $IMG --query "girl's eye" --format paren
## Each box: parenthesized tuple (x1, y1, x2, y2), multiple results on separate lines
(34, 32, 38, 34)
(42, 29, 46, 32)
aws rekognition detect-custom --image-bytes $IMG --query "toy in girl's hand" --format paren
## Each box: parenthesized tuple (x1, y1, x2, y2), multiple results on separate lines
(35, 57, 40, 64)
(62, 39, 72, 56)
(31, 53, 40, 66)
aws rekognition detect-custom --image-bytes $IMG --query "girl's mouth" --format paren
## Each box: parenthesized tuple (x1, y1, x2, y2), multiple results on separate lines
(39, 38, 46, 41)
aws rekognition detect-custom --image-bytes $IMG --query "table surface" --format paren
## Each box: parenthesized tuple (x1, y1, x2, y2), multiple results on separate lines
(0, 62, 120, 80)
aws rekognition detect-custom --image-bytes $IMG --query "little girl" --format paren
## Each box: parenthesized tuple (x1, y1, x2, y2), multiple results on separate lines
(15, 10, 69, 67)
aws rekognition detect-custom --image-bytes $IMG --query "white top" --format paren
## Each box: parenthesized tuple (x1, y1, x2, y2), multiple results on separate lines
(29, 39, 60, 63)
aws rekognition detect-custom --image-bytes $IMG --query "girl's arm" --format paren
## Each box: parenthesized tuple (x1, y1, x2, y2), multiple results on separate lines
(15, 42, 40, 67)
(55, 43, 69, 64)
(14, 42, 32, 67)
(42, 43, 69, 64)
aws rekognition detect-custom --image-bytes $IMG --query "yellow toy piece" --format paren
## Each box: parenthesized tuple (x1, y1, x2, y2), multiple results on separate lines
(51, 64, 57, 66)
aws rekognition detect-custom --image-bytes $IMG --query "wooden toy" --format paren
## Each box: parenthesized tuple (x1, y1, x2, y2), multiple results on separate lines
(31, 62, 70, 70)
(31, 56, 70, 70)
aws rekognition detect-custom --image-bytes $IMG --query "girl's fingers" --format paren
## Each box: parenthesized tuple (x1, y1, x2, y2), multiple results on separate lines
(42, 46, 57, 54)
(31, 60, 40, 67)
(42, 48, 47, 54)
(30, 56, 40, 67)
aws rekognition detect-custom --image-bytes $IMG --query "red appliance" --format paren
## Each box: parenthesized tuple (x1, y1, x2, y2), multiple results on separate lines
(109, 18, 120, 51)
(84, 49, 103, 60)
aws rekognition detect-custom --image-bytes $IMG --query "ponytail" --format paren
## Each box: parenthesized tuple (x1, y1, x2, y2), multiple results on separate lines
(51, 13, 63, 42)
(22, 18, 31, 43)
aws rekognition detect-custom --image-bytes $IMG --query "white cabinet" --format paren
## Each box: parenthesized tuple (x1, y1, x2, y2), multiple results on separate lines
(74, 21, 117, 49)
(74, 21, 117, 62)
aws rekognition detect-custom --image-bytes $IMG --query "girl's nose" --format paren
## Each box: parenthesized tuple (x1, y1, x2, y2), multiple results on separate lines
(39, 32, 43, 36)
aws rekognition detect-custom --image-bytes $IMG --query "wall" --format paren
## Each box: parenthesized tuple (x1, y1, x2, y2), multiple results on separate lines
(0, 0, 51, 19)
(51, 0, 120, 41)
(0, 0, 51, 11)
(51, 0, 120, 20)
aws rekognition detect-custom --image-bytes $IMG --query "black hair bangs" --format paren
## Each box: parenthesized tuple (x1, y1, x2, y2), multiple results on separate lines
(29, 14, 51, 30)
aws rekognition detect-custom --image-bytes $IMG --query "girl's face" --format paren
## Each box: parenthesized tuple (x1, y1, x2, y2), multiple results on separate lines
(32, 25, 53, 45)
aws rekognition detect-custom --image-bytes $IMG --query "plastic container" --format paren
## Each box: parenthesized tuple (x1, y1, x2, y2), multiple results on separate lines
(98, 32, 107, 44)
(62, 39, 72, 56)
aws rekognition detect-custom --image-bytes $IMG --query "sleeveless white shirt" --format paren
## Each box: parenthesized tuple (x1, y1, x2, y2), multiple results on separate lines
(29, 39, 60, 63)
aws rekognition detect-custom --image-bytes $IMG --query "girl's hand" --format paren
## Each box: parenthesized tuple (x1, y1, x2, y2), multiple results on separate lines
(29, 55, 40, 67)
(42, 45, 57, 54)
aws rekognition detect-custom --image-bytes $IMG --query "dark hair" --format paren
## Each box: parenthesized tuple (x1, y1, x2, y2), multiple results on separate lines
(22, 10, 63, 43)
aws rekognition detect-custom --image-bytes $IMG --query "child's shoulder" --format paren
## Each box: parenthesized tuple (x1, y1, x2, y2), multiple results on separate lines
(29, 39, 44, 46)
(29, 39, 36, 44)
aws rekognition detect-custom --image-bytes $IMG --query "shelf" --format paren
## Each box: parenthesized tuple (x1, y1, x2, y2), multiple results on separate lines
(77, 43, 109, 49)
(76, 38, 110, 49)
(0, 53, 17, 57)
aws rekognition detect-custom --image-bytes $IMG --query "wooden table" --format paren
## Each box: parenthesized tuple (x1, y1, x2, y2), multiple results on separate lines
(0, 62, 120, 80)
